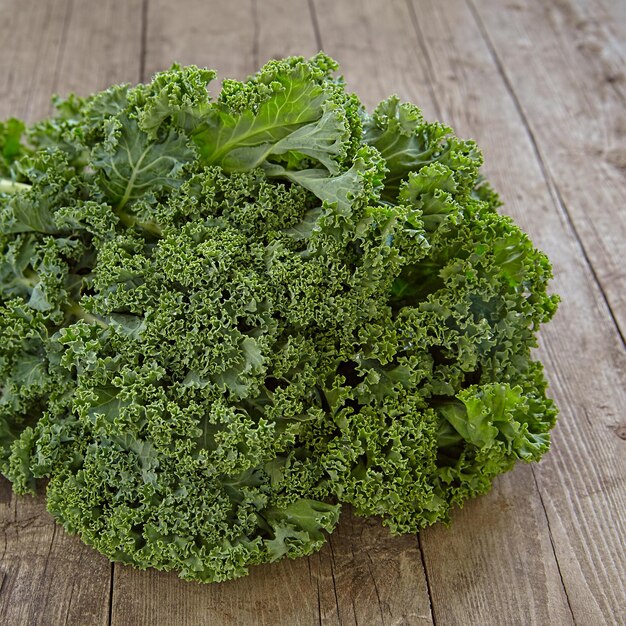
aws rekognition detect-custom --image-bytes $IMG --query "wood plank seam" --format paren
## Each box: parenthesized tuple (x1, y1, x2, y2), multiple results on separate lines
(50, 0, 75, 106)
(107, 562, 115, 626)
(417, 534, 436, 626)
(140, 0, 150, 83)
(466, 0, 626, 349)
(327, 535, 343, 623)
(251, 0, 260, 73)
(405, 0, 443, 120)
(307, 0, 323, 52)
(308, 558, 323, 626)
(365, 553, 385, 625)
(530, 467, 576, 623)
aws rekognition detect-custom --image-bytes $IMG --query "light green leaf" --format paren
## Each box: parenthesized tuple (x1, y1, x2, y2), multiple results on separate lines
(221, 106, 347, 174)
(92, 115, 195, 209)
(193, 68, 340, 173)
(11, 354, 46, 388)
(1, 192, 58, 233)
(283, 206, 324, 240)
(439, 383, 552, 461)
(399, 163, 462, 232)
(267, 146, 383, 215)
(86, 386, 129, 425)
(364, 96, 480, 201)
(137, 65, 217, 137)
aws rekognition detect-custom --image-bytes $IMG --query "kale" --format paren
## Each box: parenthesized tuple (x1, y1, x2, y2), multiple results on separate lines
(0, 55, 558, 582)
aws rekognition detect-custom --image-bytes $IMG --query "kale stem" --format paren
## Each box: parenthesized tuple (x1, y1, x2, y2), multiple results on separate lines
(17, 276, 38, 288)
(115, 208, 163, 237)
(0, 178, 30, 194)
(66, 302, 109, 328)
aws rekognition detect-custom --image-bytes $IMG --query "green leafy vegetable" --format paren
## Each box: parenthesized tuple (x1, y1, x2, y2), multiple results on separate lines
(0, 54, 558, 583)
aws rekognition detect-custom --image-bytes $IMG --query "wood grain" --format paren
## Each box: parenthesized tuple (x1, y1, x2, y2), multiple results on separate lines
(0, 0, 72, 122)
(144, 0, 255, 81)
(420, 466, 575, 625)
(0, 480, 111, 626)
(112, 548, 320, 625)
(311, 508, 433, 625)
(256, 0, 320, 64)
(310, 0, 439, 117)
(52, 0, 144, 92)
(144, 0, 321, 81)
(111, 507, 433, 626)
(584, 0, 626, 58)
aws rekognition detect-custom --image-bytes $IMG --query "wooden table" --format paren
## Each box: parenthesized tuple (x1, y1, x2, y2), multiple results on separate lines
(0, 0, 624, 624)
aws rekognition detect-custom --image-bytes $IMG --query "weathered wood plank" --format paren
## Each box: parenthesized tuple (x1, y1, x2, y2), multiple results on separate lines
(144, 0, 322, 82)
(310, 508, 433, 625)
(420, 467, 575, 625)
(256, 0, 320, 63)
(409, 1, 626, 623)
(0, 0, 143, 119)
(0, 1, 143, 624)
(576, 0, 626, 58)
(311, 3, 574, 624)
(112, 550, 320, 625)
(111, 507, 433, 626)
(310, 0, 439, 117)
(144, 0, 255, 81)
(0, 480, 112, 626)
(0, 0, 72, 122)
(472, 0, 626, 338)
(53, 0, 144, 91)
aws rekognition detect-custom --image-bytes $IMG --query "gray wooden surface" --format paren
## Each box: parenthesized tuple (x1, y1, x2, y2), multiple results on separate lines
(0, 0, 624, 624)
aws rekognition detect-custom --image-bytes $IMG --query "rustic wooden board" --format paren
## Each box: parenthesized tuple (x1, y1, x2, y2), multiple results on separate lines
(0, 0, 624, 624)
(309, 0, 439, 118)
(311, 508, 432, 625)
(0, 1, 142, 624)
(145, 0, 322, 81)
(587, 0, 626, 56)
(0, 480, 111, 626)
(112, 507, 433, 626)
(0, 0, 73, 122)
(144, 0, 255, 81)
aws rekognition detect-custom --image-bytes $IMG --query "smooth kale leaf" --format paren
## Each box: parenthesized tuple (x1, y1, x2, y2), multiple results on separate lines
(93, 115, 195, 208)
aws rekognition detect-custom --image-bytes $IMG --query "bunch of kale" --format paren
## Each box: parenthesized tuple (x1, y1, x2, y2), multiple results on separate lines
(0, 54, 558, 582)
